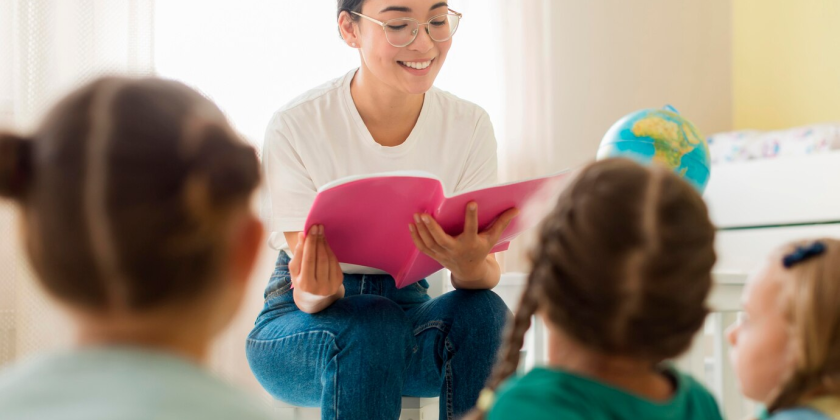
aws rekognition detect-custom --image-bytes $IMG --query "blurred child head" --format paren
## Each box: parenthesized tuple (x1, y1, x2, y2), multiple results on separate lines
(728, 239, 840, 412)
(0, 77, 262, 354)
(472, 158, 716, 417)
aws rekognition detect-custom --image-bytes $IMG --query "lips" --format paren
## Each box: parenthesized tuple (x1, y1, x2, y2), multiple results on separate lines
(398, 58, 434, 70)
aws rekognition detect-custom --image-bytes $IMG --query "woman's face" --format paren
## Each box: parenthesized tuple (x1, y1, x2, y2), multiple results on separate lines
(726, 259, 796, 404)
(353, 0, 453, 95)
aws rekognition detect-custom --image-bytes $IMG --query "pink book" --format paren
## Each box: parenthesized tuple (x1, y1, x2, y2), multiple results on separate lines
(303, 171, 571, 288)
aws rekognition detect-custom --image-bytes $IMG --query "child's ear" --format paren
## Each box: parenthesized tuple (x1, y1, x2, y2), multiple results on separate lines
(338, 11, 360, 48)
(231, 214, 264, 287)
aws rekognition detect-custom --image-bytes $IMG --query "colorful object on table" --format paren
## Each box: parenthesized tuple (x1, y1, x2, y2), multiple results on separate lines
(303, 170, 570, 288)
(597, 105, 711, 193)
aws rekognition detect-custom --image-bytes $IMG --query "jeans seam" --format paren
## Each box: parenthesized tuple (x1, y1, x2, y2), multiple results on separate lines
(412, 320, 448, 336)
(246, 329, 337, 344)
(444, 336, 455, 420)
(265, 281, 291, 301)
(412, 320, 454, 419)
(332, 347, 340, 420)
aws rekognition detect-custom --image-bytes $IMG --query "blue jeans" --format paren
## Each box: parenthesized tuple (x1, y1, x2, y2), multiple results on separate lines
(246, 251, 510, 420)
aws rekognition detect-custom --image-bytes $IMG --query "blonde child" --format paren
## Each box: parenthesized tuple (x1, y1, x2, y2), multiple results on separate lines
(728, 239, 840, 419)
(0, 77, 272, 420)
(469, 158, 724, 420)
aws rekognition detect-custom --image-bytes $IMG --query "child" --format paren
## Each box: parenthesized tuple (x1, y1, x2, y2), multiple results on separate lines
(0, 77, 272, 420)
(728, 239, 840, 419)
(469, 158, 724, 420)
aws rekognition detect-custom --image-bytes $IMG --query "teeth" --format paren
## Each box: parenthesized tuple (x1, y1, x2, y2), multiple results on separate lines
(400, 60, 432, 70)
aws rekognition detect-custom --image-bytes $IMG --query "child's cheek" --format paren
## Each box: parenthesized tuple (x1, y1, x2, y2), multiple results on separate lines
(731, 330, 766, 401)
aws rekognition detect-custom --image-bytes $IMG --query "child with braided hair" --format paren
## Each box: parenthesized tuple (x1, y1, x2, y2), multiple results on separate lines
(728, 239, 840, 420)
(467, 158, 724, 420)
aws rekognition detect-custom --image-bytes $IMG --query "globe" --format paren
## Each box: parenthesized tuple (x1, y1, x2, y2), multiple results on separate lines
(596, 105, 711, 193)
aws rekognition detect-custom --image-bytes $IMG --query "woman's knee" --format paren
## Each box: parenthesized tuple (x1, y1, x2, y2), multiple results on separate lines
(330, 295, 415, 350)
(444, 289, 511, 337)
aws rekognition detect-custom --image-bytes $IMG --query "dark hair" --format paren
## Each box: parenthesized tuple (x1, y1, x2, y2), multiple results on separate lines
(337, 0, 365, 36)
(469, 158, 717, 419)
(0, 77, 260, 313)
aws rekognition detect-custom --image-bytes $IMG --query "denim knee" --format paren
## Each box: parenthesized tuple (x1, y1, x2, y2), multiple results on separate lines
(330, 295, 416, 358)
(443, 290, 510, 342)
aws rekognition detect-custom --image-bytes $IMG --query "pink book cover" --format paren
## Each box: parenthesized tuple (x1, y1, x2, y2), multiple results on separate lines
(303, 170, 571, 288)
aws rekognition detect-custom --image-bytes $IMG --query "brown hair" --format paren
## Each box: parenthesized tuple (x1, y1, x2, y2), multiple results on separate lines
(0, 77, 260, 314)
(336, 0, 365, 37)
(768, 239, 840, 412)
(469, 158, 716, 419)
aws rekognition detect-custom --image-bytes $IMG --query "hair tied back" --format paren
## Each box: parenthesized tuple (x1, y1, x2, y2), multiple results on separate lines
(783, 241, 826, 268)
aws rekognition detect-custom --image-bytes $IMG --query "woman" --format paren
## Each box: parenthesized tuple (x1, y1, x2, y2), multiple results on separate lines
(0, 77, 271, 420)
(246, 1, 515, 419)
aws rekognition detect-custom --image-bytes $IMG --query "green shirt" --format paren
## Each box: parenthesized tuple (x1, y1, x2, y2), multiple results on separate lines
(489, 366, 724, 420)
(0, 347, 274, 420)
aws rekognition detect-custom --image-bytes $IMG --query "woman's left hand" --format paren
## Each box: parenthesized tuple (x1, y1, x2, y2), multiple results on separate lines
(409, 202, 519, 284)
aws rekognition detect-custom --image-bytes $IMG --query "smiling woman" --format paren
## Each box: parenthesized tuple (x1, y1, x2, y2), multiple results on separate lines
(244, 1, 513, 419)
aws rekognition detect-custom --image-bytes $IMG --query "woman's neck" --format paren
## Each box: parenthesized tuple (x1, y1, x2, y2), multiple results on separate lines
(350, 65, 425, 147)
(546, 324, 674, 401)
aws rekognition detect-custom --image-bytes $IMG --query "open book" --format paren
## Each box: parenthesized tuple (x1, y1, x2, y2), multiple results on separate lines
(303, 170, 571, 288)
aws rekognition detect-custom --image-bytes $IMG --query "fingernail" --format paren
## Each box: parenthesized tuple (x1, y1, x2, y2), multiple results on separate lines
(414, 214, 420, 223)
(469, 203, 477, 211)
(422, 215, 430, 224)
(309, 225, 318, 235)
(319, 225, 325, 236)
(408, 224, 415, 233)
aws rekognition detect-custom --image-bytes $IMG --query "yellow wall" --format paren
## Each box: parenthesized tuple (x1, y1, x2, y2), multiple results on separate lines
(733, 0, 840, 130)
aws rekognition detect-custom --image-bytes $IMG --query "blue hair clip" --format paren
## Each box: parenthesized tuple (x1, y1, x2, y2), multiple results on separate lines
(782, 241, 826, 268)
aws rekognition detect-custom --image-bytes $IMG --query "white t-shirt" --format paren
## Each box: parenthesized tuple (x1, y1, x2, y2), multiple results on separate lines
(262, 69, 498, 274)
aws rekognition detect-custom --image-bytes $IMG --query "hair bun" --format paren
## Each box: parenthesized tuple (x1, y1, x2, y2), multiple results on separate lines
(0, 133, 34, 200)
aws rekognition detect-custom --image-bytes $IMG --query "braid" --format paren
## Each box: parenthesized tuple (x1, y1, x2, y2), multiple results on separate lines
(488, 280, 540, 390)
(464, 274, 540, 420)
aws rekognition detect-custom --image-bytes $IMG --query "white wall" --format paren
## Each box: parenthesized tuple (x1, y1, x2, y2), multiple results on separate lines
(512, 0, 733, 173)
(499, 0, 733, 272)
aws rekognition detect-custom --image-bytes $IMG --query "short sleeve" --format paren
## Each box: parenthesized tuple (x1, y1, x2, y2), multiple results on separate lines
(262, 113, 317, 233)
(489, 382, 583, 420)
(454, 110, 498, 193)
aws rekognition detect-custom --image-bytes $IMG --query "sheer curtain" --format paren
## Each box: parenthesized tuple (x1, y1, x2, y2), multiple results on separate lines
(0, 0, 155, 366)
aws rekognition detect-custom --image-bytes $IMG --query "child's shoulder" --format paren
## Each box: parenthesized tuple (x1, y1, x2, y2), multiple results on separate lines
(766, 408, 833, 420)
(670, 368, 725, 418)
(489, 368, 586, 420)
(764, 396, 840, 420)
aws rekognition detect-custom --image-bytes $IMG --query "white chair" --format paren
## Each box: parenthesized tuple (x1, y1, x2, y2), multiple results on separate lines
(271, 397, 439, 420)
(676, 272, 756, 420)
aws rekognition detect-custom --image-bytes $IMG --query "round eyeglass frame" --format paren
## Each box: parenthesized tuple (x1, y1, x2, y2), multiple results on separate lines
(350, 9, 462, 48)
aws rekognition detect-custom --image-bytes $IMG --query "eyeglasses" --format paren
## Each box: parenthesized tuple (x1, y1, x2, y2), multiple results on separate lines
(351, 9, 462, 48)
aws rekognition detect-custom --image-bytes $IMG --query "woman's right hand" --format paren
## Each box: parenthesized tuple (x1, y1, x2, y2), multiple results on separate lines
(288, 225, 345, 314)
